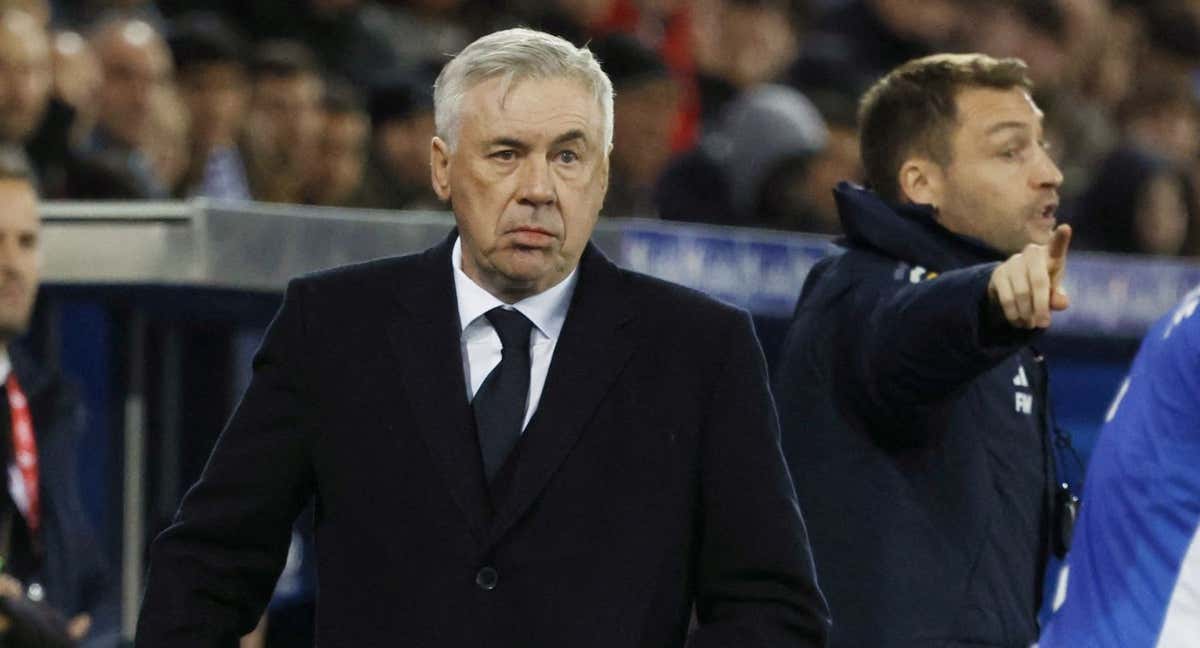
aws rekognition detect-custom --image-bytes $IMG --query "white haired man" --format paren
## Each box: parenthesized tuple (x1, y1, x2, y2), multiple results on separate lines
(135, 28, 829, 647)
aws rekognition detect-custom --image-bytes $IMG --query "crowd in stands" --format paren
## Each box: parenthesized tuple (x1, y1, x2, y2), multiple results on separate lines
(0, 0, 1198, 256)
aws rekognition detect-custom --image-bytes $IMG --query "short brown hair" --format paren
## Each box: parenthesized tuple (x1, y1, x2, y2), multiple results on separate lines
(858, 53, 1033, 203)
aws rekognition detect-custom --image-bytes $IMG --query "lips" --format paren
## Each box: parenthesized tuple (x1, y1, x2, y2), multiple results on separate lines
(1034, 200, 1058, 222)
(508, 227, 557, 247)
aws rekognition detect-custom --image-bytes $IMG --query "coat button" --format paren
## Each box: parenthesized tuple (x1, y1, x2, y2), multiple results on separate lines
(475, 566, 499, 591)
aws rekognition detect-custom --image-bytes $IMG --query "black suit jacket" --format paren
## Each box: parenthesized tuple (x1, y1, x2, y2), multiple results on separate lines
(136, 233, 829, 647)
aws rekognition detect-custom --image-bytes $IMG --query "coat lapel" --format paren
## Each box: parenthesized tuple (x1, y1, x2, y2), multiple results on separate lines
(488, 244, 637, 545)
(387, 232, 492, 540)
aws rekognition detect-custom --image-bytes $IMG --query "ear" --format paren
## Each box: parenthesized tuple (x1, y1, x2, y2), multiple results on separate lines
(599, 148, 610, 195)
(898, 157, 943, 207)
(430, 136, 452, 202)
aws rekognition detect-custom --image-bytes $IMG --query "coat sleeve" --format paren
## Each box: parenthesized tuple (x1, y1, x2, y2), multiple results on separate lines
(688, 309, 831, 648)
(847, 262, 1037, 433)
(135, 280, 317, 647)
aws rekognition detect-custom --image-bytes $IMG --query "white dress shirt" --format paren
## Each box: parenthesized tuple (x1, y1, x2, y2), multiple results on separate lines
(452, 237, 577, 431)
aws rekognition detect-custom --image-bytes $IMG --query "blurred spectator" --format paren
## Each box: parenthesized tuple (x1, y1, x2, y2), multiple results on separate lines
(242, 40, 324, 204)
(1118, 82, 1200, 169)
(591, 34, 680, 217)
(787, 91, 860, 233)
(384, 0, 472, 66)
(0, 9, 51, 167)
(960, 0, 1069, 90)
(0, 0, 47, 26)
(791, 0, 964, 97)
(146, 86, 190, 194)
(49, 30, 99, 117)
(521, 0, 619, 45)
(167, 12, 251, 200)
(691, 0, 800, 127)
(1078, 1, 1141, 111)
(1138, 0, 1200, 92)
(1071, 148, 1196, 257)
(69, 17, 173, 199)
(304, 80, 369, 207)
(218, 0, 406, 88)
(657, 84, 828, 230)
(359, 71, 439, 210)
(22, 30, 99, 198)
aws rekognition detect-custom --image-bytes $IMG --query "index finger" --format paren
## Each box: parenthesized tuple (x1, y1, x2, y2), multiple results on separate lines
(1048, 224, 1072, 262)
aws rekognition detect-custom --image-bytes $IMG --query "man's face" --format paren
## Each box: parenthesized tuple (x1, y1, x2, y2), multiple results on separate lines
(311, 110, 369, 204)
(376, 110, 435, 185)
(247, 73, 323, 163)
(0, 180, 39, 342)
(179, 63, 248, 149)
(431, 76, 608, 302)
(0, 18, 51, 143)
(928, 86, 1063, 255)
(612, 77, 679, 189)
(95, 26, 172, 148)
(1135, 173, 1189, 256)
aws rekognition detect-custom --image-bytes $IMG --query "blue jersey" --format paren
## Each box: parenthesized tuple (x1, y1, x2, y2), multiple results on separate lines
(1040, 286, 1200, 647)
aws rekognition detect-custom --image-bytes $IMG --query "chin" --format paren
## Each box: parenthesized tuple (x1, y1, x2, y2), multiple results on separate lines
(1025, 224, 1054, 246)
(492, 259, 549, 285)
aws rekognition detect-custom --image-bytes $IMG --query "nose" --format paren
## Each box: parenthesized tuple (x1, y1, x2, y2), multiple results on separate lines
(1033, 146, 1064, 190)
(516, 155, 555, 208)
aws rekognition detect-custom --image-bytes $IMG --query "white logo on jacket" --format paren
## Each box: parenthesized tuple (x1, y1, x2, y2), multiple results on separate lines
(1013, 363, 1032, 415)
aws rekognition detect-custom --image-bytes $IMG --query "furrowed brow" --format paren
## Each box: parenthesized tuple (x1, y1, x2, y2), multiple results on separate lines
(551, 129, 588, 148)
(486, 137, 529, 151)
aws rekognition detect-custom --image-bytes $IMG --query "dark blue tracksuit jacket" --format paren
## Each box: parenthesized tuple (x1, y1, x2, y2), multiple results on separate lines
(774, 183, 1057, 647)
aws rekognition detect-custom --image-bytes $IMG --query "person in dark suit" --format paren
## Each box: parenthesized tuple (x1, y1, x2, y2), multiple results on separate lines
(135, 28, 829, 648)
(0, 151, 118, 647)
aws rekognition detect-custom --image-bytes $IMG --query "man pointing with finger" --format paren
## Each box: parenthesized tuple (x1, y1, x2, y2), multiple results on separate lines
(775, 54, 1070, 648)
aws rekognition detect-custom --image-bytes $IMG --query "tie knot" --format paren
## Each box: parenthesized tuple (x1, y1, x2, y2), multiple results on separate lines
(485, 307, 533, 350)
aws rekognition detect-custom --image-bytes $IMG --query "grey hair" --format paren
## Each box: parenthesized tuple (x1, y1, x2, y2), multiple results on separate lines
(434, 28, 614, 153)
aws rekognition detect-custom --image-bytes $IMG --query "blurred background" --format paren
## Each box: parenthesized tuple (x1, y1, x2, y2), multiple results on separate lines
(3, 0, 1200, 645)
(2, 0, 1196, 239)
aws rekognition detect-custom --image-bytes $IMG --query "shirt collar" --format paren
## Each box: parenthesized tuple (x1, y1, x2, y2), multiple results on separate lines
(452, 236, 577, 340)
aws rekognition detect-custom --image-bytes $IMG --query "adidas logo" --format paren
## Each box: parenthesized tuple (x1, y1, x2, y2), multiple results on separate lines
(1013, 364, 1032, 415)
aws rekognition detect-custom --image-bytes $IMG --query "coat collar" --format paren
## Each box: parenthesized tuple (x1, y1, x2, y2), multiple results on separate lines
(835, 181, 1008, 272)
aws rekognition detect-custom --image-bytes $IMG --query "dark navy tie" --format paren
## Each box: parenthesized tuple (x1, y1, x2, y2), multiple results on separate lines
(473, 307, 534, 482)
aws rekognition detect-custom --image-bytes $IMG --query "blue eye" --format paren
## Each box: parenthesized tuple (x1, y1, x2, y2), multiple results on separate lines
(557, 150, 579, 163)
(491, 150, 516, 161)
